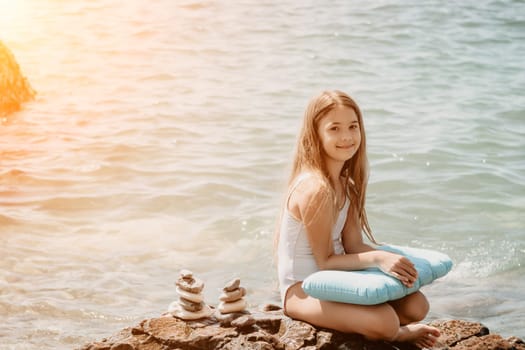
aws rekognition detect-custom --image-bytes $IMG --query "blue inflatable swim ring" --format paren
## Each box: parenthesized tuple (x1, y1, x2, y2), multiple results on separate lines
(301, 245, 453, 305)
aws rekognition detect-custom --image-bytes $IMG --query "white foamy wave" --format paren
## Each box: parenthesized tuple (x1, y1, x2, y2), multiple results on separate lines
(450, 240, 524, 279)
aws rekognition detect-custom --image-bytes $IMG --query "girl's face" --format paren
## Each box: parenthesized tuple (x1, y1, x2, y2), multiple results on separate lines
(317, 106, 361, 166)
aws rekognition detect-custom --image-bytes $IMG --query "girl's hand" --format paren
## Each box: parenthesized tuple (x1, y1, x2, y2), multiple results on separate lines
(377, 252, 418, 287)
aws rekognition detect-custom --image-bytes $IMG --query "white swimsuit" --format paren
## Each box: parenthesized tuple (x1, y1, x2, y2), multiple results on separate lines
(277, 174, 350, 305)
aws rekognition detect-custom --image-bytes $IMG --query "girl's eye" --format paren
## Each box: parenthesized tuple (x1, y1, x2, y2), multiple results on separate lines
(330, 126, 339, 131)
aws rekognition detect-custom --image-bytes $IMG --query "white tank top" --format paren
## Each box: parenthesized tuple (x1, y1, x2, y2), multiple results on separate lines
(277, 174, 350, 304)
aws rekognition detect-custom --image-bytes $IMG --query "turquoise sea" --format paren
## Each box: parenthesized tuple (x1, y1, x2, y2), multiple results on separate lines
(1, 1, 524, 348)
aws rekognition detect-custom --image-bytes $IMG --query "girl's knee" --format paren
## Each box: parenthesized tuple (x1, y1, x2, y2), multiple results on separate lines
(410, 293, 429, 321)
(400, 292, 430, 323)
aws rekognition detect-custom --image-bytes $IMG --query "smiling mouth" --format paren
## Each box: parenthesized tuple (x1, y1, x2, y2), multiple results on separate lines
(337, 144, 354, 149)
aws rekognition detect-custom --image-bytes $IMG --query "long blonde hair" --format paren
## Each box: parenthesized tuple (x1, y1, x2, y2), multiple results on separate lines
(289, 90, 377, 244)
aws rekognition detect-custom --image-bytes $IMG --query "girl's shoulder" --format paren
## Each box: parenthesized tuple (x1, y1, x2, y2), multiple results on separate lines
(291, 171, 329, 193)
(288, 172, 331, 211)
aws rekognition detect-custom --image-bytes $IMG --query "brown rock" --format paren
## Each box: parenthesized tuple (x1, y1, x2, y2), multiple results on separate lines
(262, 304, 282, 312)
(80, 311, 524, 350)
(220, 335, 281, 350)
(109, 344, 134, 350)
(250, 310, 284, 334)
(454, 334, 516, 350)
(509, 336, 525, 350)
(430, 319, 490, 349)
(231, 314, 256, 330)
(215, 311, 249, 327)
(245, 330, 282, 348)
(277, 317, 317, 350)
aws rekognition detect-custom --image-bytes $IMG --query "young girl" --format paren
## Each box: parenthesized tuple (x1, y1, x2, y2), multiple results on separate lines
(276, 90, 441, 348)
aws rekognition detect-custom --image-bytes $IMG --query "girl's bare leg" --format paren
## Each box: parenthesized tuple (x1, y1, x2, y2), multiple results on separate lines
(388, 291, 430, 325)
(396, 324, 441, 349)
(285, 283, 440, 348)
(389, 292, 440, 348)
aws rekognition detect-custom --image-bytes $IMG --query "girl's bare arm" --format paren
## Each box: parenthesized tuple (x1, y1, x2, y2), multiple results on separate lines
(290, 180, 417, 287)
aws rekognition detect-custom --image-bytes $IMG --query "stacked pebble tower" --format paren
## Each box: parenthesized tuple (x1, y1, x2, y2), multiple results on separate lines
(168, 269, 213, 320)
(217, 278, 247, 314)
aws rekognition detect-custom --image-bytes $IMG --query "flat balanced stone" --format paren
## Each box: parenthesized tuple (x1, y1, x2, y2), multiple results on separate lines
(223, 278, 241, 292)
(179, 269, 193, 280)
(219, 287, 246, 302)
(175, 287, 203, 303)
(179, 298, 204, 312)
(168, 301, 213, 320)
(176, 276, 204, 294)
(218, 298, 247, 314)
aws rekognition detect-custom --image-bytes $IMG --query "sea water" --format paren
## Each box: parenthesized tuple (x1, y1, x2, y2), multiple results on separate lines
(0, 0, 524, 348)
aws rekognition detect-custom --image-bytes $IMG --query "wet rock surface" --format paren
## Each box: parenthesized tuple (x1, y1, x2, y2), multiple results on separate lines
(79, 306, 525, 350)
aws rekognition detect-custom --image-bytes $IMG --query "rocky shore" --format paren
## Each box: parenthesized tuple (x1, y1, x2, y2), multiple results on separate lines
(0, 40, 36, 116)
(80, 304, 524, 350)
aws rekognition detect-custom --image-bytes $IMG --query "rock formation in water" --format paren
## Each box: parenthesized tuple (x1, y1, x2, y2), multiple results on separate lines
(217, 278, 248, 314)
(168, 269, 214, 320)
(0, 40, 36, 116)
(80, 304, 525, 350)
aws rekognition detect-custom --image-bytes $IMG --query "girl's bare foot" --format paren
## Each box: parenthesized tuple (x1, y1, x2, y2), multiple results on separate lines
(396, 324, 441, 349)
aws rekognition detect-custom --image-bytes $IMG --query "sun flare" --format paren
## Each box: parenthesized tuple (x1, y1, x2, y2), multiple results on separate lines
(0, 0, 29, 37)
